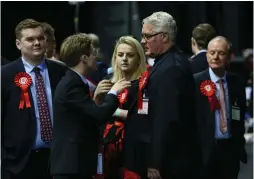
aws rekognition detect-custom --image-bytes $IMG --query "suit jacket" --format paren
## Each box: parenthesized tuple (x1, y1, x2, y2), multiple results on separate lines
(50, 70, 119, 177)
(190, 51, 208, 74)
(147, 45, 202, 178)
(1, 58, 67, 174)
(123, 79, 151, 178)
(1, 56, 10, 66)
(194, 69, 247, 165)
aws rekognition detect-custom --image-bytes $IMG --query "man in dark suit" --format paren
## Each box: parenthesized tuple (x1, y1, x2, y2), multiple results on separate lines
(194, 36, 247, 179)
(190, 23, 216, 74)
(50, 33, 131, 179)
(1, 19, 67, 179)
(1, 56, 10, 66)
(141, 12, 202, 179)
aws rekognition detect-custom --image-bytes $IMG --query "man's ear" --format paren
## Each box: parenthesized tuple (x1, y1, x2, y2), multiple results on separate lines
(162, 33, 169, 43)
(16, 39, 21, 50)
(191, 37, 196, 46)
(81, 54, 88, 64)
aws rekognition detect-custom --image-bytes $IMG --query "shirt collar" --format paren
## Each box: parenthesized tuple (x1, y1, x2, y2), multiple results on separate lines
(72, 70, 88, 84)
(209, 67, 226, 83)
(21, 57, 47, 73)
(196, 49, 207, 56)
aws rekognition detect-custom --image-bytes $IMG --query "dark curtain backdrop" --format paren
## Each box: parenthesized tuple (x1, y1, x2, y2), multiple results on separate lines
(1, 1, 253, 63)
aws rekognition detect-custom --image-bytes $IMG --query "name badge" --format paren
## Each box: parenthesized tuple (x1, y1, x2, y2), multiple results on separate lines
(138, 98, 149, 115)
(232, 106, 240, 121)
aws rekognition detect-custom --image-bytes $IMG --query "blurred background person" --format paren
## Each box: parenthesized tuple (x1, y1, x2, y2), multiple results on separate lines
(190, 23, 217, 74)
(41, 22, 64, 64)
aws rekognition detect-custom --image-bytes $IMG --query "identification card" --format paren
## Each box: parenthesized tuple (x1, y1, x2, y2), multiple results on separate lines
(232, 106, 240, 121)
(138, 98, 149, 115)
(97, 153, 103, 174)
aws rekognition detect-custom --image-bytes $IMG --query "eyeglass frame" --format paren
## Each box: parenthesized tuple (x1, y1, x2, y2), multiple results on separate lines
(141, 32, 165, 41)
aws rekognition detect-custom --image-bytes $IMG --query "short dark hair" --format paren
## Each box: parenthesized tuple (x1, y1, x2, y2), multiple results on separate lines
(15, 19, 43, 39)
(41, 22, 55, 39)
(192, 23, 216, 49)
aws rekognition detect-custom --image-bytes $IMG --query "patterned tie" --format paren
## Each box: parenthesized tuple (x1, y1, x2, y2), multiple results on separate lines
(34, 67, 52, 143)
(219, 79, 227, 133)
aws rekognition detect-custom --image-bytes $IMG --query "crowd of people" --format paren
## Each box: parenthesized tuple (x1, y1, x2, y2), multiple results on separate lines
(1, 11, 253, 179)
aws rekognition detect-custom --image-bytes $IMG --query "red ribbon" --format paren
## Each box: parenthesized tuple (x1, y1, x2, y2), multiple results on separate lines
(138, 66, 151, 109)
(14, 72, 32, 109)
(121, 167, 141, 179)
(208, 95, 221, 111)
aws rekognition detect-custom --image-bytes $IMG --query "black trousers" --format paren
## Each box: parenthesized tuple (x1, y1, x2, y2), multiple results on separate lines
(205, 139, 240, 179)
(3, 148, 51, 179)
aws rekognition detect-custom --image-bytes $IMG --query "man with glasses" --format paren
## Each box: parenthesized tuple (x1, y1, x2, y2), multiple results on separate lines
(140, 11, 202, 179)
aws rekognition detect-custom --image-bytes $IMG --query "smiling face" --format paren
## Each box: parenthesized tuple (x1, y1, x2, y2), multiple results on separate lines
(16, 26, 46, 61)
(116, 43, 139, 74)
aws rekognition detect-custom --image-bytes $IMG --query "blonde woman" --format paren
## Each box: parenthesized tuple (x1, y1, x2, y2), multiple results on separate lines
(94, 36, 146, 179)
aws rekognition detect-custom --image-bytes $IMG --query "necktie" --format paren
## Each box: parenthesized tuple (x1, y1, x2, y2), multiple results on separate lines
(34, 67, 52, 143)
(219, 79, 227, 133)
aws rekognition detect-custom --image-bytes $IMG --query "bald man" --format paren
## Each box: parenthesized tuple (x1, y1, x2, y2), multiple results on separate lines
(194, 36, 247, 179)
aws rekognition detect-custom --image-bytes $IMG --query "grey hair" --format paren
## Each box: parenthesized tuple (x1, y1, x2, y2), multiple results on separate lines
(142, 11, 177, 41)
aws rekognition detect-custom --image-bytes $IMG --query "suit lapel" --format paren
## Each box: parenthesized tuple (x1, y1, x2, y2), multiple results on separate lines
(199, 69, 215, 129)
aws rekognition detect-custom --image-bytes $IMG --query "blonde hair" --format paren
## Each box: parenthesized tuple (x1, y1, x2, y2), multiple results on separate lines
(111, 36, 146, 83)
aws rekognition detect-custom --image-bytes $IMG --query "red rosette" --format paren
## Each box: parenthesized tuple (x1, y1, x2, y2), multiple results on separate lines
(200, 80, 220, 111)
(14, 72, 32, 109)
(200, 80, 216, 97)
(118, 88, 128, 107)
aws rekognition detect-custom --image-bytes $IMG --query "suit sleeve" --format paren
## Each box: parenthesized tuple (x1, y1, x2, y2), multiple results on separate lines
(67, 83, 119, 125)
(149, 65, 183, 169)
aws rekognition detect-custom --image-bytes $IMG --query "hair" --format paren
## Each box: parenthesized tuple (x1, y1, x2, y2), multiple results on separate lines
(142, 11, 177, 41)
(15, 19, 43, 40)
(111, 36, 146, 83)
(87, 33, 100, 49)
(192, 23, 216, 49)
(41, 22, 55, 40)
(60, 33, 92, 67)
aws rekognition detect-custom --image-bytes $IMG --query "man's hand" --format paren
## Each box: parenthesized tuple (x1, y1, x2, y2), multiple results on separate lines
(148, 168, 161, 179)
(111, 78, 131, 94)
(93, 80, 113, 104)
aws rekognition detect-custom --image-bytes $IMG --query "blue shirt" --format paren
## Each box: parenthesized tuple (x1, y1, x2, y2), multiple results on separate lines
(22, 58, 53, 149)
(209, 68, 231, 139)
(73, 70, 118, 96)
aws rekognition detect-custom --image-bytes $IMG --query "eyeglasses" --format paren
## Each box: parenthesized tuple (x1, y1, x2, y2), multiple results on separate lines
(141, 32, 164, 41)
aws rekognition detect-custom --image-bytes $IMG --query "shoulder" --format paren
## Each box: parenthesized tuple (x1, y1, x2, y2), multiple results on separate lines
(2, 58, 18, 70)
(194, 70, 207, 81)
(46, 59, 68, 71)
